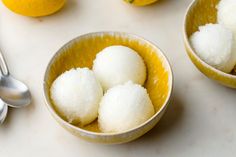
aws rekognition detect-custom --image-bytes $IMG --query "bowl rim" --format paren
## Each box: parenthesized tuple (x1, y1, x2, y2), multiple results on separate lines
(183, 0, 236, 79)
(43, 31, 174, 136)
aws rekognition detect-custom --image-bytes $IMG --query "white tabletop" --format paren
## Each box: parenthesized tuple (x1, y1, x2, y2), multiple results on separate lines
(0, 0, 236, 156)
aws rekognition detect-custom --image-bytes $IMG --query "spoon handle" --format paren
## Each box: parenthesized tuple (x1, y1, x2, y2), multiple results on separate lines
(0, 49, 9, 76)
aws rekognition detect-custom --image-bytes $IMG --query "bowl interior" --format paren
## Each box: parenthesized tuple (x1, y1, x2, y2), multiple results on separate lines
(185, 0, 218, 37)
(185, 0, 236, 75)
(44, 32, 172, 133)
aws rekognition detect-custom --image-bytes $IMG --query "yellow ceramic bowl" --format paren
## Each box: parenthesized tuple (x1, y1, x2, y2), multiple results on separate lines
(43, 32, 173, 144)
(183, 0, 236, 88)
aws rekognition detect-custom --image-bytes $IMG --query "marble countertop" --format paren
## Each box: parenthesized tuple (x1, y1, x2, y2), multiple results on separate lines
(0, 0, 236, 156)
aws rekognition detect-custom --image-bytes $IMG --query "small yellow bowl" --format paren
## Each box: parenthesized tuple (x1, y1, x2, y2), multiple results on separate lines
(183, 0, 236, 88)
(43, 32, 173, 144)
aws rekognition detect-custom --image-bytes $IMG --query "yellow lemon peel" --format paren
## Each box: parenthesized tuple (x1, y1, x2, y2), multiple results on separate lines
(124, 0, 158, 6)
(2, 0, 66, 17)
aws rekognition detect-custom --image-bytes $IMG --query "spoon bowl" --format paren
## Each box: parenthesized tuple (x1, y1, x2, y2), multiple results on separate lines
(0, 49, 31, 108)
(0, 75, 31, 108)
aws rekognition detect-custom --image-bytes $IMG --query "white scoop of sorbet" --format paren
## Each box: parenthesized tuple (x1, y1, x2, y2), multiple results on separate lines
(50, 68, 103, 125)
(217, 0, 236, 35)
(98, 81, 154, 133)
(190, 24, 236, 73)
(93, 46, 146, 90)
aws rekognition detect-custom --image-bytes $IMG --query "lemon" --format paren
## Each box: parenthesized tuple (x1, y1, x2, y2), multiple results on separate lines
(124, 0, 158, 6)
(2, 0, 66, 17)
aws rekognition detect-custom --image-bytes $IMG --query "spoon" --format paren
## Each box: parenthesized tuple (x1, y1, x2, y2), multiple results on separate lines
(0, 49, 31, 108)
(0, 99, 8, 124)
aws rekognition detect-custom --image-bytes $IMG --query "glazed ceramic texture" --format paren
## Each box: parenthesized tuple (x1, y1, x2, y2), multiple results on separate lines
(44, 32, 173, 144)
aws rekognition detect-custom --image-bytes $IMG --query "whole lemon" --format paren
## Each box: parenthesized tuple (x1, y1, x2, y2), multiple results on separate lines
(2, 0, 66, 17)
(124, 0, 158, 6)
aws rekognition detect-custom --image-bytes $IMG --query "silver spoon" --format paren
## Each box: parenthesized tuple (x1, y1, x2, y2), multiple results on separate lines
(0, 49, 31, 108)
(0, 99, 7, 124)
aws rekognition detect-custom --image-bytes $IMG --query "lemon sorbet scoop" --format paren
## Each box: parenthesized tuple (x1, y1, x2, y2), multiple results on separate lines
(50, 68, 103, 126)
(93, 46, 146, 91)
(217, 0, 236, 35)
(98, 81, 155, 133)
(190, 24, 236, 73)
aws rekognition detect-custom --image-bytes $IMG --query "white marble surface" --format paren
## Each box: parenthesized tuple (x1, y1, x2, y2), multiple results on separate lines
(0, 0, 236, 156)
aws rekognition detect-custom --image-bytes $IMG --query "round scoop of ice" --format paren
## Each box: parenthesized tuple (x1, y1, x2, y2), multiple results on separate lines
(93, 46, 146, 90)
(98, 81, 155, 133)
(50, 68, 103, 125)
(217, 0, 236, 35)
(190, 24, 236, 73)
